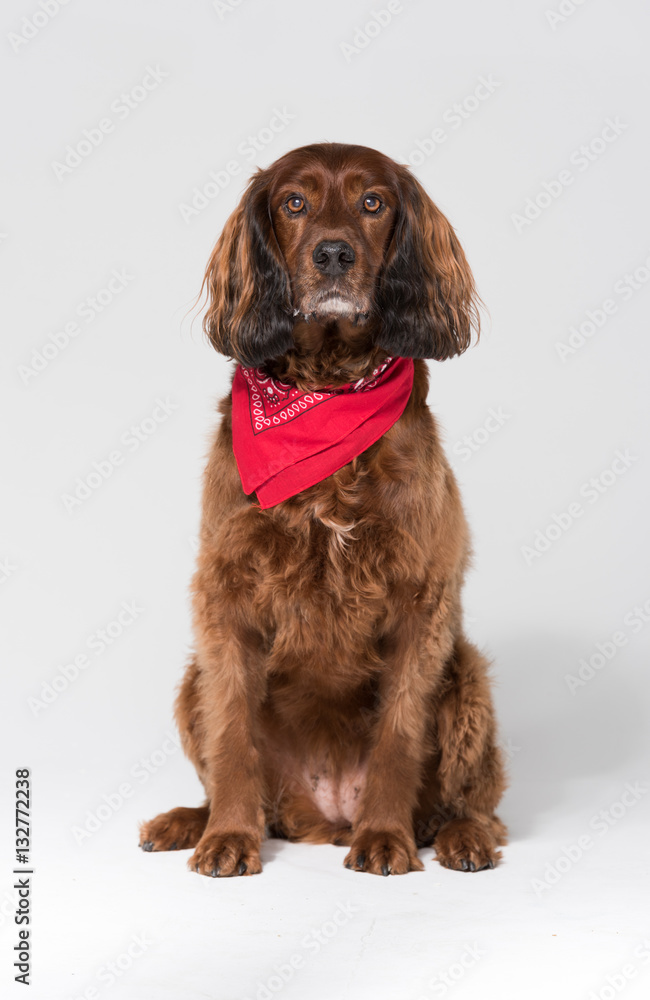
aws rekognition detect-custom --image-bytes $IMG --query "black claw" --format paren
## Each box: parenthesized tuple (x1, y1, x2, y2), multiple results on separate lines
(356, 853, 366, 870)
(460, 859, 469, 871)
(169, 842, 178, 851)
(141, 841, 154, 852)
(381, 864, 390, 877)
(344, 859, 353, 869)
(467, 860, 476, 872)
(478, 859, 495, 871)
(238, 861, 247, 876)
(194, 864, 200, 873)
(210, 868, 219, 877)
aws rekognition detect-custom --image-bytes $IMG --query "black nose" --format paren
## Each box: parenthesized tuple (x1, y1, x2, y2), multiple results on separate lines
(312, 240, 355, 275)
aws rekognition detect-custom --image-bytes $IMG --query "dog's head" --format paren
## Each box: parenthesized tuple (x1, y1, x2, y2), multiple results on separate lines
(202, 142, 480, 367)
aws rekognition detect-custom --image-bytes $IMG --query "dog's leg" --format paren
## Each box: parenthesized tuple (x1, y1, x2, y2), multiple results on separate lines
(428, 635, 507, 871)
(342, 612, 437, 876)
(140, 658, 210, 854)
(186, 632, 267, 878)
(139, 805, 209, 852)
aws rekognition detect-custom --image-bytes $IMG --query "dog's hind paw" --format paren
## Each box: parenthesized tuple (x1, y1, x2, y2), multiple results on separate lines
(433, 817, 502, 872)
(139, 805, 209, 853)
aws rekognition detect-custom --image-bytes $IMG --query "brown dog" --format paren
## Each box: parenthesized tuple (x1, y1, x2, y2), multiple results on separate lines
(139, 142, 506, 877)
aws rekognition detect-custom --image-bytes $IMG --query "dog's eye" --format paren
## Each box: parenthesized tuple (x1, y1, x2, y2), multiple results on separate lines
(286, 195, 305, 214)
(363, 195, 382, 213)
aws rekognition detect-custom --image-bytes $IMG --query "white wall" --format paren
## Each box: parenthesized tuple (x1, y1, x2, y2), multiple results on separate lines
(1, 2, 648, 998)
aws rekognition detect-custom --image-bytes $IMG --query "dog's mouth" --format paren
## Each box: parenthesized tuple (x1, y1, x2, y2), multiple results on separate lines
(294, 291, 371, 325)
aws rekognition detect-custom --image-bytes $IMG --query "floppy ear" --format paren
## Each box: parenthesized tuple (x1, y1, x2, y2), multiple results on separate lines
(201, 171, 294, 367)
(374, 170, 480, 359)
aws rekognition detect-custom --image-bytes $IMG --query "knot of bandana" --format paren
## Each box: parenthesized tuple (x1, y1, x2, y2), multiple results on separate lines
(231, 355, 415, 508)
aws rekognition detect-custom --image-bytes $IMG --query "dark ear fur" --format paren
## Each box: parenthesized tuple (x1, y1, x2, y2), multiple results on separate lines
(375, 170, 480, 360)
(201, 172, 294, 367)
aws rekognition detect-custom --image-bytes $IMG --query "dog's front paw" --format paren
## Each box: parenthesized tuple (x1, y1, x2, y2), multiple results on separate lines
(343, 828, 424, 876)
(434, 817, 502, 872)
(188, 831, 262, 878)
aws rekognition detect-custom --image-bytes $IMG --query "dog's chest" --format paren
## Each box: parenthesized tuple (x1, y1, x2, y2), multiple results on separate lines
(271, 507, 393, 619)
(214, 456, 427, 685)
(258, 502, 420, 685)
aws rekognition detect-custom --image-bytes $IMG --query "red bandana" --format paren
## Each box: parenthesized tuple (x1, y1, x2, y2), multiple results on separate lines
(231, 355, 414, 508)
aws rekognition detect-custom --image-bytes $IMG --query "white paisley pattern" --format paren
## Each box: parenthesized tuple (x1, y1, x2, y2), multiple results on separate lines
(241, 357, 394, 433)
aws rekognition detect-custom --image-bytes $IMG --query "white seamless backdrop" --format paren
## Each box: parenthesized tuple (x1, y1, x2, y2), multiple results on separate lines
(1, 1, 649, 999)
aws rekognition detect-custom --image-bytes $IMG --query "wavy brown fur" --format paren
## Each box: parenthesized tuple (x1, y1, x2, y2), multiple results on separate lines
(140, 143, 506, 877)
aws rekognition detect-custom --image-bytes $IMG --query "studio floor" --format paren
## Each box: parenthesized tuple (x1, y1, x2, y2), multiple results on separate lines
(11, 744, 650, 1000)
